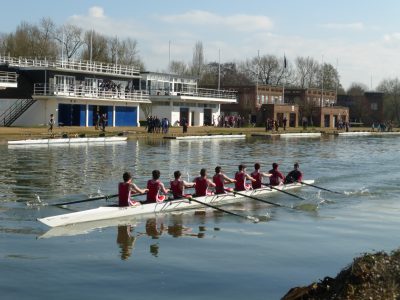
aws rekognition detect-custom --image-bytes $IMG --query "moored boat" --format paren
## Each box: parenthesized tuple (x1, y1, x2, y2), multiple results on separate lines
(8, 136, 127, 145)
(37, 180, 314, 228)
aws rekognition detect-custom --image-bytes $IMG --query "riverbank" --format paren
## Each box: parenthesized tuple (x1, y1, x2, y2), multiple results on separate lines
(0, 125, 397, 143)
(282, 249, 400, 300)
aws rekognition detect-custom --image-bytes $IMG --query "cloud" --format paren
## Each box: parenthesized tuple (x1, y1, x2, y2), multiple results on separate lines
(88, 6, 105, 18)
(383, 32, 400, 42)
(320, 22, 365, 30)
(159, 10, 273, 32)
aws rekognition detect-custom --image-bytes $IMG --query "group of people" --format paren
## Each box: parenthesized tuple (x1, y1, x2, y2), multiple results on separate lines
(118, 162, 303, 207)
(146, 116, 170, 134)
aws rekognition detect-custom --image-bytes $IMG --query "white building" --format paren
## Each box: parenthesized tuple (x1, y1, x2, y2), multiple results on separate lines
(139, 72, 237, 126)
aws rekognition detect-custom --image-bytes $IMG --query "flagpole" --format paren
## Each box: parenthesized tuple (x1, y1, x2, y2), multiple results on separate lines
(218, 48, 221, 90)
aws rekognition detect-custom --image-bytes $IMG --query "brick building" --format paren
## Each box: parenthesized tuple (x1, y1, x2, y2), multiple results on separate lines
(337, 92, 384, 126)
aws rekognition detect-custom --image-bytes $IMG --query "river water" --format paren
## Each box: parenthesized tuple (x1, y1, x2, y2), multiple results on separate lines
(1, 135, 400, 299)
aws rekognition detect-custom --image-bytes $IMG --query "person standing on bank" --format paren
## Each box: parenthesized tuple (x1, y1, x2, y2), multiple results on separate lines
(285, 162, 303, 184)
(269, 163, 285, 186)
(48, 114, 55, 134)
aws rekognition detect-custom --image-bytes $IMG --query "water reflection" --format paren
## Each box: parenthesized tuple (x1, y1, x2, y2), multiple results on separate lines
(116, 225, 136, 260)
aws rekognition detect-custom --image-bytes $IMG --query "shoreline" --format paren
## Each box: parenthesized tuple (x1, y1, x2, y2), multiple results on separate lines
(0, 125, 398, 144)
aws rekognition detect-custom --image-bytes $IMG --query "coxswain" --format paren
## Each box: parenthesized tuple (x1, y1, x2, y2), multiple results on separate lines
(213, 166, 236, 194)
(144, 170, 169, 204)
(284, 162, 303, 184)
(170, 170, 195, 199)
(234, 164, 256, 191)
(118, 172, 148, 207)
(193, 168, 216, 196)
(250, 163, 271, 189)
(269, 163, 285, 186)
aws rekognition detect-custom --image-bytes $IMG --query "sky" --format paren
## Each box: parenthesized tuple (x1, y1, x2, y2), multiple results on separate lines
(2, 0, 400, 90)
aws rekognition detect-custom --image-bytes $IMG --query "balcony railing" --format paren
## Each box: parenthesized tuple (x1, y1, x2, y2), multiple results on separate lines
(33, 83, 150, 103)
(150, 87, 237, 100)
(0, 54, 140, 77)
(0, 71, 18, 84)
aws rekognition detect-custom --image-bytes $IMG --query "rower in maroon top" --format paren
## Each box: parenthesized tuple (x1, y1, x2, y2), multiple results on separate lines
(284, 162, 303, 184)
(269, 163, 285, 186)
(193, 168, 216, 196)
(144, 170, 169, 204)
(118, 172, 148, 207)
(213, 166, 236, 194)
(250, 163, 271, 189)
(170, 170, 195, 199)
(234, 164, 256, 191)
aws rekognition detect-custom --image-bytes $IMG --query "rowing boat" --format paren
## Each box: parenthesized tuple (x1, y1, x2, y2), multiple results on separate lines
(8, 136, 127, 145)
(37, 180, 314, 228)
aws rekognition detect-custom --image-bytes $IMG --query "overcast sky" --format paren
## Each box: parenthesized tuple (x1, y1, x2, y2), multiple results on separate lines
(2, 0, 400, 89)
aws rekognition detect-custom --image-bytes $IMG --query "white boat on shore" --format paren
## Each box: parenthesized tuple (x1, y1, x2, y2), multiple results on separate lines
(8, 136, 127, 145)
(165, 134, 246, 140)
(37, 180, 314, 228)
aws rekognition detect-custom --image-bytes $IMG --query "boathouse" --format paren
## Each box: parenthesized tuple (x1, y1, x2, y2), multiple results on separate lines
(139, 72, 237, 126)
(0, 55, 150, 127)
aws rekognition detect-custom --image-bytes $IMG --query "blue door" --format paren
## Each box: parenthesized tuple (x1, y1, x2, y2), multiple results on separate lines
(115, 106, 137, 126)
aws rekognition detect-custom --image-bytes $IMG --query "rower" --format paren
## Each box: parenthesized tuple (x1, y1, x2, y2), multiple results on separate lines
(250, 163, 271, 189)
(144, 170, 169, 204)
(269, 163, 285, 186)
(193, 168, 216, 196)
(118, 172, 148, 207)
(213, 166, 236, 194)
(170, 170, 195, 199)
(285, 162, 303, 184)
(234, 164, 256, 191)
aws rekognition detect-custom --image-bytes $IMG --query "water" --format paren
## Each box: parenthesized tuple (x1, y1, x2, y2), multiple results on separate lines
(1, 136, 400, 299)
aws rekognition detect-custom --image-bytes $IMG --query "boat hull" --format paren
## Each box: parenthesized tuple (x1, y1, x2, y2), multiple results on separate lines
(38, 180, 314, 227)
(8, 136, 127, 145)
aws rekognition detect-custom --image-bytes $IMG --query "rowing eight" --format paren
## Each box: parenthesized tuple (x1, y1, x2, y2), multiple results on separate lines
(38, 180, 314, 228)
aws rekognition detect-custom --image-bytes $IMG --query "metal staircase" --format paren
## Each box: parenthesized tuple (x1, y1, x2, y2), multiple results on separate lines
(0, 98, 36, 126)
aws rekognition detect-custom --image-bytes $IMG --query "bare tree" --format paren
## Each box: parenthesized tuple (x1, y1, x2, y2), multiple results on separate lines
(169, 60, 190, 75)
(377, 78, 400, 123)
(191, 41, 204, 77)
(55, 24, 84, 60)
(81, 30, 109, 62)
(295, 56, 319, 88)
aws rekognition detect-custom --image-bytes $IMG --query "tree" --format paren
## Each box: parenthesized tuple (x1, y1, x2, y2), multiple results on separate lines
(191, 41, 204, 77)
(169, 60, 190, 75)
(377, 78, 400, 123)
(81, 30, 109, 62)
(55, 24, 84, 60)
(199, 62, 252, 87)
(294, 56, 319, 88)
(346, 82, 368, 123)
(318, 63, 340, 90)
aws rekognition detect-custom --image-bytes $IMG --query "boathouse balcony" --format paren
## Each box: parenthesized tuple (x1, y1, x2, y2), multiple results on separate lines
(150, 87, 238, 104)
(0, 71, 18, 89)
(0, 55, 141, 78)
(33, 83, 151, 103)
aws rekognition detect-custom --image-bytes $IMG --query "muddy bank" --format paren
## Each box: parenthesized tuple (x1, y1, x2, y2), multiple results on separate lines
(282, 249, 400, 300)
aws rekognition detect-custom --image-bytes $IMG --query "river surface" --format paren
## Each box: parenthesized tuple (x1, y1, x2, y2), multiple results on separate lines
(1, 135, 400, 300)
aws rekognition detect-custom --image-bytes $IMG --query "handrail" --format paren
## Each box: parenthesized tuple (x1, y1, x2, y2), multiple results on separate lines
(149, 87, 238, 100)
(33, 83, 150, 103)
(0, 54, 140, 77)
(0, 98, 36, 126)
(0, 71, 18, 83)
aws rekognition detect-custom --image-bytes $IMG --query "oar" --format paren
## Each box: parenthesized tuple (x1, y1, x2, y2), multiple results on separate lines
(228, 189, 286, 208)
(187, 197, 259, 223)
(53, 194, 119, 206)
(298, 181, 344, 195)
(53, 192, 147, 206)
(261, 183, 306, 200)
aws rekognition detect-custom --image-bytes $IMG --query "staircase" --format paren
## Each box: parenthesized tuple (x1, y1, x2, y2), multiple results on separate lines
(0, 98, 36, 126)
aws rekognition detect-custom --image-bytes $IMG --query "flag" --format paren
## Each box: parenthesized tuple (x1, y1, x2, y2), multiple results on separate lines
(284, 54, 287, 69)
